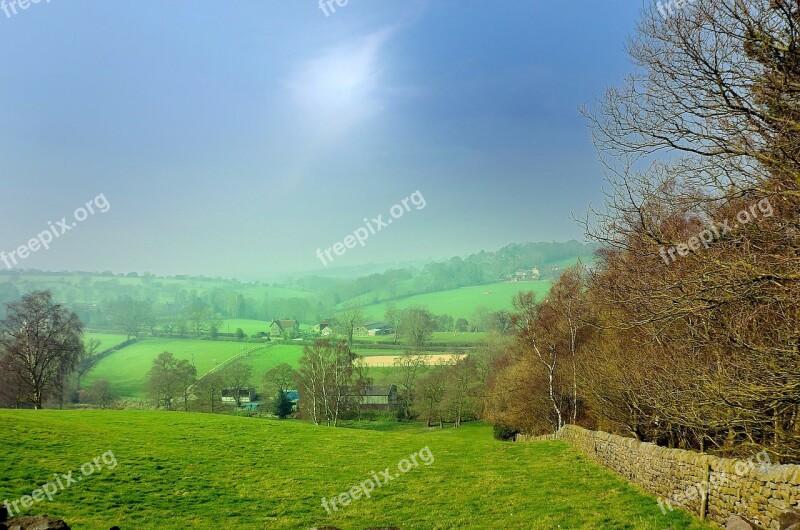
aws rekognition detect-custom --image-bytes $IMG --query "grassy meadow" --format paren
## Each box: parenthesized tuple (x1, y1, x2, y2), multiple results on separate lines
(84, 339, 260, 398)
(231, 344, 306, 378)
(0, 410, 711, 530)
(358, 280, 552, 320)
(83, 333, 129, 351)
(219, 319, 272, 336)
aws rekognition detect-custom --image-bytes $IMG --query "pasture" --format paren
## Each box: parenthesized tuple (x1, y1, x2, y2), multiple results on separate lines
(358, 280, 552, 320)
(219, 319, 272, 336)
(83, 333, 129, 351)
(84, 339, 258, 398)
(225, 343, 306, 379)
(0, 410, 711, 529)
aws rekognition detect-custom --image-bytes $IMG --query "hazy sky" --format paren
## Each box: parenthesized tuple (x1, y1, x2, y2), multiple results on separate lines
(0, 0, 642, 278)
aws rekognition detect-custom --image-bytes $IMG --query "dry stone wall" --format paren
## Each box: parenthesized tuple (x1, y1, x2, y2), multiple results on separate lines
(517, 425, 800, 529)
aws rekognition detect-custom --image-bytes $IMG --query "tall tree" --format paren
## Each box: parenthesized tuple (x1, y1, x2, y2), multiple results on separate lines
(398, 306, 435, 349)
(393, 352, 428, 420)
(107, 297, 152, 340)
(175, 359, 197, 412)
(333, 307, 365, 346)
(221, 363, 253, 408)
(296, 339, 355, 426)
(147, 351, 180, 410)
(184, 299, 217, 337)
(0, 291, 84, 409)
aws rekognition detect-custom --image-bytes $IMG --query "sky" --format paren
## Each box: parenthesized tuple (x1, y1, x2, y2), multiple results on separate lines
(0, 0, 644, 279)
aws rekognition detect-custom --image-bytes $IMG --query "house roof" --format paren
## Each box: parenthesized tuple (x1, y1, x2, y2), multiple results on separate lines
(364, 321, 391, 330)
(221, 388, 255, 396)
(362, 385, 396, 397)
(272, 319, 298, 330)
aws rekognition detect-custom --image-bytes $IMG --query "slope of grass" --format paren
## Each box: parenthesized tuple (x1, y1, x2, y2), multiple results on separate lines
(228, 344, 306, 380)
(358, 280, 553, 320)
(0, 411, 711, 529)
(83, 333, 129, 351)
(84, 339, 256, 398)
(219, 319, 272, 336)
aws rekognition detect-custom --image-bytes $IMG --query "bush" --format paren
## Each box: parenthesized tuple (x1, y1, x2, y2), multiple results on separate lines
(493, 423, 520, 441)
(273, 390, 293, 419)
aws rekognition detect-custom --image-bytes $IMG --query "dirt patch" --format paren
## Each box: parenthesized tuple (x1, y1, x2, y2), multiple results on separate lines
(360, 354, 465, 367)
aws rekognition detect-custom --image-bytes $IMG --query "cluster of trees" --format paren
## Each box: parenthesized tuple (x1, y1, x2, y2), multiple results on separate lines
(293, 241, 596, 308)
(146, 354, 256, 413)
(0, 271, 330, 327)
(295, 340, 370, 426)
(289, 339, 496, 428)
(487, 0, 800, 462)
(394, 346, 504, 428)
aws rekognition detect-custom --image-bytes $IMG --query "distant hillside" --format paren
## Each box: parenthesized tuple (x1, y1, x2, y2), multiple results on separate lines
(358, 280, 553, 322)
(0, 241, 596, 329)
(320, 241, 597, 311)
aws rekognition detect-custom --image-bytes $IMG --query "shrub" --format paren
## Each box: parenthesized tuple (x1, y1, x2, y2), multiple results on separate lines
(493, 423, 520, 441)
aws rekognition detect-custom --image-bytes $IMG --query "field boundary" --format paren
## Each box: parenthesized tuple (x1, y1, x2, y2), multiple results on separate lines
(190, 345, 266, 389)
(517, 425, 800, 528)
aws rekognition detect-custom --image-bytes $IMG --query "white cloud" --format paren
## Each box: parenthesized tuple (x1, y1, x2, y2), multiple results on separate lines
(287, 27, 396, 140)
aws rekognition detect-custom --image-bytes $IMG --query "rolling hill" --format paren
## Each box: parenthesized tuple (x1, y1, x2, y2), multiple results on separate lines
(0, 410, 710, 529)
(358, 280, 553, 320)
(84, 338, 261, 398)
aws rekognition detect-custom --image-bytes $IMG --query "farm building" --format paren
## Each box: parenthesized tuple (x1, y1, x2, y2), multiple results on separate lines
(221, 387, 257, 404)
(356, 321, 393, 337)
(315, 321, 334, 336)
(359, 385, 399, 410)
(270, 319, 300, 337)
(510, 268, 541, 281)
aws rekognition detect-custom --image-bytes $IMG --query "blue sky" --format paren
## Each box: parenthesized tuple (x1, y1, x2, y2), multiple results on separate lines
(0, 0, 643, 278)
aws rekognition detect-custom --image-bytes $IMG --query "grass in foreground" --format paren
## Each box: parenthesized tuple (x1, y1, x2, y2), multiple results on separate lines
(0, 411, 712, 529)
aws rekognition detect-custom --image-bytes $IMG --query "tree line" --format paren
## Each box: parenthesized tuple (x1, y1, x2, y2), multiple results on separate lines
(485, 0, 800, 463)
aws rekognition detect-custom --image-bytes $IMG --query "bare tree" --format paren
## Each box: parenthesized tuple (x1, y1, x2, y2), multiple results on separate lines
(221, 363, 253, 408)
(0, 291, 84, 409)
(107, 297, 152, 340)
(398, 306, 435, 349)
(333, 307, 365, 346)
(75, 338, 102, 392)
(393, 351, 427, 419)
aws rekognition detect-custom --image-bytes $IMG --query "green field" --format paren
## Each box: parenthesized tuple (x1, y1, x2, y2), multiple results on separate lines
(219, 319, 272, 336)
(84, 339, 259, 398)
(83, 333, 129, 351)
(229, 344, 306, 381)
(358, 280, 553, 320)
(0, 411, 710, 529)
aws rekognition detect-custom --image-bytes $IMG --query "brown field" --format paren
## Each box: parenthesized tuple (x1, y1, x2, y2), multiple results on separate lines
(360, 354, 465, 367)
